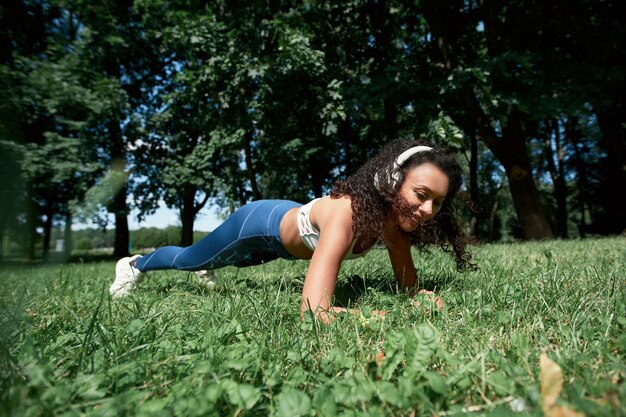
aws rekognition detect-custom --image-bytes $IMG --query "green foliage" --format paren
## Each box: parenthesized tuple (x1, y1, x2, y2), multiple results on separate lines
(0, 1, 135, 256)
(66, 226, 210, 252)
(426, 111, 465, 150)
(1, 238, 624, 416)
(73, 237, 93, 251)
(2, 0, 625, 258)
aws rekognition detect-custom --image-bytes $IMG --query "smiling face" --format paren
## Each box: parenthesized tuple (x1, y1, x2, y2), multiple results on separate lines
(393, 162, 450, 232)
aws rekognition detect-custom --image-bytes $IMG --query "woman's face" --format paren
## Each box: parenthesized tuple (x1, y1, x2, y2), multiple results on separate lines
(394, 162, 450, 232)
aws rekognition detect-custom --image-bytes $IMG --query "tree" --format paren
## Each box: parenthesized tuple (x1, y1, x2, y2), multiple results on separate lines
(1, 0, 62, 258)
(133, 7, 239, 246)
(419, 0, 558, 240)
(4, 0, 623, 248)
(17, 49, 116, 259)
(71, 0, 168, 256)
(541, 119, 568, 238)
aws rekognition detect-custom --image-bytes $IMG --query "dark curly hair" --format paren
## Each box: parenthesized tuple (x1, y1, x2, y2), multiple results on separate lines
(330, 138, 476, 272)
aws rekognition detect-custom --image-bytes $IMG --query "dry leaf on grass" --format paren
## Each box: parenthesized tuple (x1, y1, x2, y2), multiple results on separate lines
(375, 351, 385, 367)
(540, 353, 585, 417)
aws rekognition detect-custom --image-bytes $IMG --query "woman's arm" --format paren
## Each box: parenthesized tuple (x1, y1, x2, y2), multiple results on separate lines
(384, 228, 444, 311)
(299, 198, 355, 321)
(384, 227, 419, 295)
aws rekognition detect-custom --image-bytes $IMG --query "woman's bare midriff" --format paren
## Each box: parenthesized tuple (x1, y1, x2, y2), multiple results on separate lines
(279, 207, 314, 259)
(279, 196, 375, 260)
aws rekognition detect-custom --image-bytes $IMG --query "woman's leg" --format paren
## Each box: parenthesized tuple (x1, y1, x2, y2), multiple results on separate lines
(135, 200, 300, 272)
(110, 200, 300, 297)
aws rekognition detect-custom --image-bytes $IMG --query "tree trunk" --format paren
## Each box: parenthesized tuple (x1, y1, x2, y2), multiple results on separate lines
(27, 193, 37, 260)
(565, 116, 588, 238)
(595, 108, 626, 233)
(422, 0, 553, 240)
(553, 121, 568, 238)
(544, 119, 568, 238)
(110, 173, 130, 257)
(466, 95, 554, 240)
(113, 205, 129, 257)
(109, 127, 129, 258)
(180, 185, 210, 246)
(105, 58, 130, 258)
(596, 109, 626, 176)
(244, 131, 262, 200)
(498, 114, 554, 240)
(42, 204, 53, 261)
(507, 169, 553, 239)
(180, 185, 195, 247)
(64, 210, 72, 260)
(489, 183, 502, 242)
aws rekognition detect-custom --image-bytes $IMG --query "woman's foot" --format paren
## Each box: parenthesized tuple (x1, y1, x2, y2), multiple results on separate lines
(110, 255, 145, 297)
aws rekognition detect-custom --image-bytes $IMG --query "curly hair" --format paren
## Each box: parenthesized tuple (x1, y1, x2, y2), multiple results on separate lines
(330, 138, 476, 272)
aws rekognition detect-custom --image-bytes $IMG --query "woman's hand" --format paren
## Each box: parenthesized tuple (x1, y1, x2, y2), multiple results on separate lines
(411, 289, 444, 313)
(300, 198, 355, 320)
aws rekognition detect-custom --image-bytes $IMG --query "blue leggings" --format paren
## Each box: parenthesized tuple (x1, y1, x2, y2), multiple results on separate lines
(135, 200, 302, 272)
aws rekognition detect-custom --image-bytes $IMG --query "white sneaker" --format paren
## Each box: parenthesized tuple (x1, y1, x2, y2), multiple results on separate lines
(195, 270, 216, 289)
(110, 255, 145, 297)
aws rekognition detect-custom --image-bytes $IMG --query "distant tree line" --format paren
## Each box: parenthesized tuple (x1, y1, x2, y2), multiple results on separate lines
(1, 0, 624, 261)
(1, 226, 209, 257)
(72, 227, 209, 252)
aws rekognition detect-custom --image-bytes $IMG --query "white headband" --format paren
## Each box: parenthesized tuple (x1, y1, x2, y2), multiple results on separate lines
(374, 145, 433, 193)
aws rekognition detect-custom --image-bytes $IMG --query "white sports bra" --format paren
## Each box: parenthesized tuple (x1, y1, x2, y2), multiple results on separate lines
(297, 198, 373, 260)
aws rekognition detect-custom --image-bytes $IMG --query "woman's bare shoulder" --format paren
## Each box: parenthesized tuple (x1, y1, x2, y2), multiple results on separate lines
(314, 196, 354, 230)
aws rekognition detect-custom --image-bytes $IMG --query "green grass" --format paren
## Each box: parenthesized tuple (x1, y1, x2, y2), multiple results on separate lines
(1, 238, 624, 416)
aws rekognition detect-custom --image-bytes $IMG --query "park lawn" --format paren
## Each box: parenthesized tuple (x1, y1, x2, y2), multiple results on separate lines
(1, 238, 624, 416)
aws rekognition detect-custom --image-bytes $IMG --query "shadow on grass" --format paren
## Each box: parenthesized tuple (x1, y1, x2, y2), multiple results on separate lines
(331, 272, 459, 306)
(203, 269, 460, 307)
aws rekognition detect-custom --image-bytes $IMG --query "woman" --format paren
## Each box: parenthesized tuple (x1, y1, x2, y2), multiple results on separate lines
(110, 139, 474, 320)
